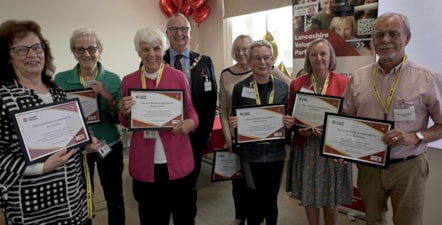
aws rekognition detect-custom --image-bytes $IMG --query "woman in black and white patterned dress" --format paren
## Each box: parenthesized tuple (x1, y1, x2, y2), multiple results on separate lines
(0, 20, 96, 225)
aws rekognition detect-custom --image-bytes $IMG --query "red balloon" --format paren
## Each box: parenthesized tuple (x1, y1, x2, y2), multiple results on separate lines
(172, 0, 183, 8)
(159, 0, 177, 18)
(179, 1, 193, 17)
(192, 3, 211, 25)
(188, 0, 205, 9)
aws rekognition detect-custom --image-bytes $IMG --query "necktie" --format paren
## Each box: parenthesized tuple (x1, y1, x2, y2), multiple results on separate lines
(174, 54, 183, 71)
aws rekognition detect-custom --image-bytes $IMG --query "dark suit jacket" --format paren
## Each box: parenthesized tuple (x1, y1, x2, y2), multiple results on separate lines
(164, 49, 217, 152)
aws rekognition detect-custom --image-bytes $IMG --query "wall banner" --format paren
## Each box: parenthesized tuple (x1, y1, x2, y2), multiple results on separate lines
(292, 0, 378, 76)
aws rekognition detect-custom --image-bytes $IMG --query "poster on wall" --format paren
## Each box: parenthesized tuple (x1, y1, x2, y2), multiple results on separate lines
(292, 0, 378, 76)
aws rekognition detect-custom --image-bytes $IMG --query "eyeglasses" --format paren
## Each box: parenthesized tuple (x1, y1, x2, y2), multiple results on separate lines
(74, 46, 98, 55)
(10, 43, 45, 56)
(168, 26, 190, 34)
(251, 55, 273, 62)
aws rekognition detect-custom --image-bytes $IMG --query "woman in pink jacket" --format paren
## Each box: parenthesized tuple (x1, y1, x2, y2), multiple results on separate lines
(119, 26, 199, 225)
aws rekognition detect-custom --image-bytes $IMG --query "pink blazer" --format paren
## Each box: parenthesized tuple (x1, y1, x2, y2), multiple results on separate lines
(119, 66, 199, 182)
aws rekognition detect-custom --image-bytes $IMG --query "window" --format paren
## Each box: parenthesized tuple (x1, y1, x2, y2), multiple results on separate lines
(225, 6, 293, 72)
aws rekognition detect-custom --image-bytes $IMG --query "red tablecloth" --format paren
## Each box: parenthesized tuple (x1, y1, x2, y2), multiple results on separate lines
(204, 116, 224, 155)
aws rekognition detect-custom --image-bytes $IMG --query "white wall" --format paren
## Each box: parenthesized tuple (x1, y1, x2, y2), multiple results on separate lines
(0, 0, 225, 79)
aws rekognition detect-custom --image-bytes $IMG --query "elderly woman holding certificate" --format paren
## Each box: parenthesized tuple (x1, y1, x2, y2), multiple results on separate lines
(0, 20, 97, 225)
(54, 28, 125, 225)
(118, 26, 198, 225)
(283, 38, 352, 225)
(229, 39, 288, 225)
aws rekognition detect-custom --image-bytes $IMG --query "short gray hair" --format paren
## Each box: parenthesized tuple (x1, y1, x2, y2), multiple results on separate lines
(133, 26, 169, 53)
(373, 12, 411, 36)
(70, 28, 103, 53)
(247, 39, 273, 60)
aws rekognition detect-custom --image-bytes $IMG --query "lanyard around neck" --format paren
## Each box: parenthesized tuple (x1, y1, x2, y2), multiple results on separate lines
(141, 63, 164, 89)
(79, 69, 98, 87)
(253, 75, 274, 105)
(311, 73, 329, 94)
(373, 55, 407, 119)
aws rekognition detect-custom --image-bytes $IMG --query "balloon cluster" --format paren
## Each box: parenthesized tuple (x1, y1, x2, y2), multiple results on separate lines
(263, 31, 292, 78)
(159, 0, 211, 25)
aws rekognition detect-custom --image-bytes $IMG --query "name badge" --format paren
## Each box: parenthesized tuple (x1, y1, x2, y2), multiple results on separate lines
(96, 139, 112, 158)
(144, 130, 156, 139)
(241, 87, 256, 99)
(300, 87, 314, 93)
(83, 80, 93, 88)
(394, 106, 415, 122)
(204, 81, 212, 92)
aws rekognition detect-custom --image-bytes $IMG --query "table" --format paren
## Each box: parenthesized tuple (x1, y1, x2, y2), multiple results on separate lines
(204, 116, 224, 155)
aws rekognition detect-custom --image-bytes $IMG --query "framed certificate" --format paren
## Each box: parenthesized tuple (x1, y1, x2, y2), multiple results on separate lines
(320, 112, 394, 168)
(65, 89, 100, 124)
(292, 92, 343, 128)
(211, 149, 242, 182)
(235, 104, 285, 144)
(128, 89, 184, 130)
(11, 99, 92, 164)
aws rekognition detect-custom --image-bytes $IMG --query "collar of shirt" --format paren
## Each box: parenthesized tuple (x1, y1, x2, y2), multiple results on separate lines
(170, 48, 190, 61)
(376, 60, 406, 76)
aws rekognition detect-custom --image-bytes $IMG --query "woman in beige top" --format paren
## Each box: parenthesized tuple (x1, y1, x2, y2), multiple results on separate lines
(218, 34, 291, 225)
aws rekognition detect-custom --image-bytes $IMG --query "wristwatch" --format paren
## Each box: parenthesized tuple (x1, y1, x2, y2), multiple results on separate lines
(415, 132, 424, 145)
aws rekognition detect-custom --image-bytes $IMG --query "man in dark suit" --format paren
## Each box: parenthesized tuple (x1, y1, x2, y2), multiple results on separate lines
(164, 13, 217, 218)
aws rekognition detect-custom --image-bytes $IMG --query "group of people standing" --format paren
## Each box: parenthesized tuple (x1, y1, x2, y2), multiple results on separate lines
(220, 12, 442, 225)
(0, 11, 441, 225)
(0, 13, 217, 225)
(219, 28, 352, 225)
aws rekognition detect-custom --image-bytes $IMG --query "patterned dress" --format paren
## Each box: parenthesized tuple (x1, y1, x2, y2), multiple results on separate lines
(0, 80, 89, 225)
(286, 136, 353, 207)
(285, 72, 353, 207)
